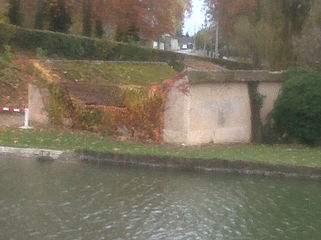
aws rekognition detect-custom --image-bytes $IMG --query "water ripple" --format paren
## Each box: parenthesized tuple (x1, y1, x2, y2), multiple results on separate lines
(0, 159, 321, 240)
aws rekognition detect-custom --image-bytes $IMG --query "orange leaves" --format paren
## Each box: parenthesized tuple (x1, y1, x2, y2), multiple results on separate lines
(49, 80, 175, 142)
(107, 81, 174, 142)
(19, 0, 190, 39)
(96, 0, 191, 39)
(118, 85, 162, 141)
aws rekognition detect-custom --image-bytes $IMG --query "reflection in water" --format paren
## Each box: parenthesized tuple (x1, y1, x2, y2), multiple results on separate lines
(0, 158, 320, 240)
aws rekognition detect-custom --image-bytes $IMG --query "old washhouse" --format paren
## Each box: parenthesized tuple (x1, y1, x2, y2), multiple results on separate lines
(164, 66, 285, 145)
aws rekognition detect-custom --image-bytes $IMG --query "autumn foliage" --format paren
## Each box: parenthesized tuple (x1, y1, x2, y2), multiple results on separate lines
(6, 0, 191, 40)
(105, 0, 191, 40)
(46, 80, 175, 142)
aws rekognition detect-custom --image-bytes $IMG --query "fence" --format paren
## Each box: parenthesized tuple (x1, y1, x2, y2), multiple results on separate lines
(0, 107, 32, 129)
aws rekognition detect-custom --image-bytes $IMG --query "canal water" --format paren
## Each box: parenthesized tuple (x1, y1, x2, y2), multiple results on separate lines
(1, 158, 320, 240)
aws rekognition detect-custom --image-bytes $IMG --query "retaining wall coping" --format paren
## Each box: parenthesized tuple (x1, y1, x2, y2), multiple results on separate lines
(1, 146, 321, 180)
(34, 59, 169, 65)
(0, 146, 64, 160)
(188, 70, 286, 84)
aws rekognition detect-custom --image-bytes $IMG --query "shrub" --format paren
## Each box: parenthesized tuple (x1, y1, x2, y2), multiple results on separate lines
(0, 24, 15, 50)
(0, 45, 13, 67)
(8, 0, 23, 26)
(273, 67, 321, 145)
(47, 84, 74, 126)
(35, 47, 48, 58)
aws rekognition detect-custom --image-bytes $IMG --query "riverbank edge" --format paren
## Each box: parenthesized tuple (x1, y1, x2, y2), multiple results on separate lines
(1, 146, 321, 180)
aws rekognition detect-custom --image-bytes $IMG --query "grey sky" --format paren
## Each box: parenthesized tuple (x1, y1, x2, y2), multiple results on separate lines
(183, 0, 206, 36)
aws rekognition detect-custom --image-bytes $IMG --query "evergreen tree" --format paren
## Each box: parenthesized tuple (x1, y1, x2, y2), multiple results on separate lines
(82, 0, 92, 36)
(48, 0, 72, 33)
(8, 0, 23, 26)
(95, 20, 104, 38)
(34, 0, 47, 29)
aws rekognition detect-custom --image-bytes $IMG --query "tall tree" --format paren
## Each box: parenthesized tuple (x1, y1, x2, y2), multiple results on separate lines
(205, 0, 312, 70)
(8, 0, 23, 26)
(292, 0, 321, 70)
(95, 19, 104, 38)
(34, 0, 47, 29)
(5, 0, 191, 41)
(90, 0, 105, 38)
(47, 0, 72, 33)
(82, 0, 92, 36)
(96, 0, 191, 42)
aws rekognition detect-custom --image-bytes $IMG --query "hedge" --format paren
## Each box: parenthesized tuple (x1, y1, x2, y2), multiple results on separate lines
(0, 23, 257, 71)
(0, 23, 186, 70)
(273, 67, 321, 146)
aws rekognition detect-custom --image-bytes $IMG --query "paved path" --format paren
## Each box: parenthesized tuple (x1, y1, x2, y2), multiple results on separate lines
(184, 60, 226, 71)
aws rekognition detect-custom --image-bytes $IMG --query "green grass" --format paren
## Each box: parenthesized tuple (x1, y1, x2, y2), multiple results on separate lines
(44, 61, 177, 86)
(1, 128, 320, 167)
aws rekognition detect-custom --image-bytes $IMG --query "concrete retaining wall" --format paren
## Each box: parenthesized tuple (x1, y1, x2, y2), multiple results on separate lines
(0, 146, 64, 160)
(164, 70, 284, 145)
(28, 67, 284, 145)
(188, 82, 252, 144)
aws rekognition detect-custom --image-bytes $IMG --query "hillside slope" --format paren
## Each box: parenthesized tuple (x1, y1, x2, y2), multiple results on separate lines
(38, 60, 177, 86)
(0, 54, 37, 107)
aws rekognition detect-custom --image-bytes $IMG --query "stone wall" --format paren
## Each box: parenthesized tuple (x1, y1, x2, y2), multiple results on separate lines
(164, 70, 285, 145)
(28, 84, 49, 126)
(163, 76, 190, 143)
(28, 67, 284, 144)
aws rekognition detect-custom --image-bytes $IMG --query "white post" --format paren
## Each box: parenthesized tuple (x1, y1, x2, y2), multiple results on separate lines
(20, 108, 32, 129)
(24, 108, 30, 128)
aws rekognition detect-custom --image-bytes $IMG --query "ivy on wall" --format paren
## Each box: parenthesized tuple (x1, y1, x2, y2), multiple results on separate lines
(44, 80, 173, 142)
(247, 82, 265, 143)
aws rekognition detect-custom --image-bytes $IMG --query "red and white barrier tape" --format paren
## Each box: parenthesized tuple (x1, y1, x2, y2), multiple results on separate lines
(0, 107, 32, 129)
(0, 107, 26, 113)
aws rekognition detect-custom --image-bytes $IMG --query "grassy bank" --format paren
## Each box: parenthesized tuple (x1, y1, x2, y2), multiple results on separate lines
(43, 61, 177, 86)
(0, 128, 320, 168)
